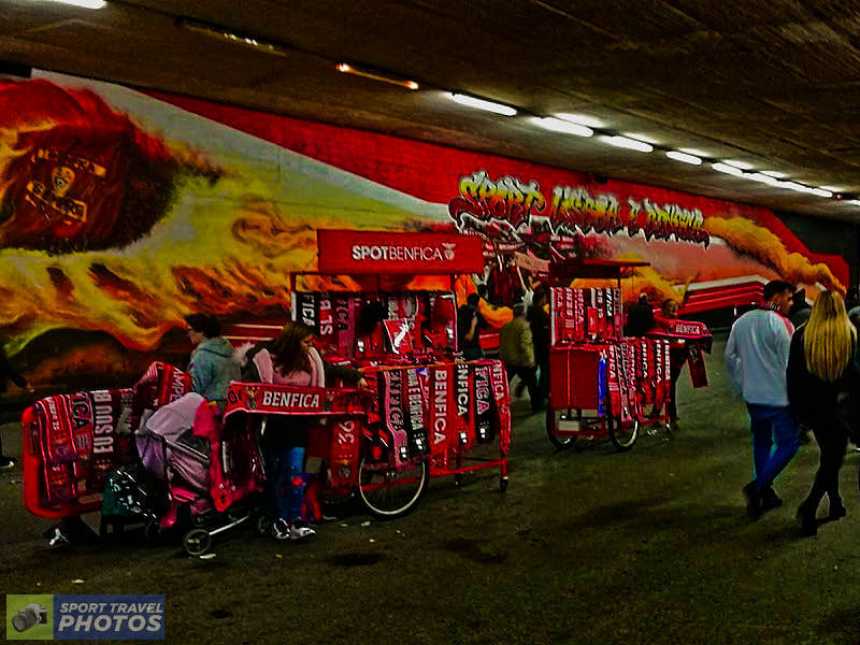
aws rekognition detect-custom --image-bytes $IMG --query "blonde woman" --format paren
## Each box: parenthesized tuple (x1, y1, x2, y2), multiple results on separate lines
(787, 291, 858, 537)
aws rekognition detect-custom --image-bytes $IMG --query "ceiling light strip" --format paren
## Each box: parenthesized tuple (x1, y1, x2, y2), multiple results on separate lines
(601, 135, 653, 152)
(533, 117, 593, 137)
(448, 93, 517, 116)
(336, 63, 419, 90)
(180, 18, 291, 57)
(666, 150, 702, 165)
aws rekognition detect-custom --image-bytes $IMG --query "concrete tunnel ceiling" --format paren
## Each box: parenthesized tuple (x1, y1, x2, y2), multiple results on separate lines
(3, 0, 860, 219)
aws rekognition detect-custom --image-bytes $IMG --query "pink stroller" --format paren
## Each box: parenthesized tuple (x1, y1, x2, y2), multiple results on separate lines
(136, 393, 267, 555)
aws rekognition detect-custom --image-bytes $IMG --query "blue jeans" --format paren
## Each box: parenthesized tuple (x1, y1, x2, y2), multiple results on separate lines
(747, 404, 799, 491)
(267, 446, 306, 523)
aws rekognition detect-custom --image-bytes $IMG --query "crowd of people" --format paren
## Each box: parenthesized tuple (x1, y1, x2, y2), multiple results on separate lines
(726, 280, 859, 537)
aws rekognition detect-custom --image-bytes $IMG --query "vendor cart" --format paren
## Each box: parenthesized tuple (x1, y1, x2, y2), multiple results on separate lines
(292, 230, 512, 496)
(544, 258, 674, 451)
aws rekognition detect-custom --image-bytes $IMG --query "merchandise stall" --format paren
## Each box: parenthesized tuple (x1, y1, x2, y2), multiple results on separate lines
(544, 258, 676, 451)
(295, 229, 512, 496)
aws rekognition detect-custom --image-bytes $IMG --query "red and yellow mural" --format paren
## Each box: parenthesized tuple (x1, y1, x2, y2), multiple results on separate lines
(0, 71, 849, 397)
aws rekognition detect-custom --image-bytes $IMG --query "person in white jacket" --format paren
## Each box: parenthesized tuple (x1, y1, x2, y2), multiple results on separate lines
(725, 280, 798, 519)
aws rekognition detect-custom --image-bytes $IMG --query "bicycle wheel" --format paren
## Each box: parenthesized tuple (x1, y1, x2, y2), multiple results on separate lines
(183, 528, 212, 556)
(546, 406, 576, 449)
(357, 457, 428, 519)
(607, 416, 639, 451)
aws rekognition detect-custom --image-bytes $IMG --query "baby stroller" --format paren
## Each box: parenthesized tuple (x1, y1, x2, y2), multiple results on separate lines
(136, 393, 267, 555)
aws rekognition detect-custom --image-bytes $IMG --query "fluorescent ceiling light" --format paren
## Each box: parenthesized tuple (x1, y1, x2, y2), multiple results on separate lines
(778, 181, 807, 192)
(448, 93, 517, 116)
(712, 162, 744, 176)
(555, 113, 605, 128)
(533, 117, 593, 137)
(34, 0, 106, 6)
(181, 19, 290, 57)
(725, 160, 755, 170)
(776, 181, 832, 197)
(723, 160, 755, 170)
(761, 170, 787, 178)
(665, 150, 702, 165)
(336, 63, 419, 90)
(623, 132, 659, 144)
(847, 200, 860, 206)
(819, 185, 842, 192)
(601, 135, 653, 152)
(680, 148, 709, 157)
(745, 173, 779, 185)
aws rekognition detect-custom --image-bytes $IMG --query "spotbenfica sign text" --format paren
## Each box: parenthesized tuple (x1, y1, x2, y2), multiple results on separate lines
(317, 230, 485, 274)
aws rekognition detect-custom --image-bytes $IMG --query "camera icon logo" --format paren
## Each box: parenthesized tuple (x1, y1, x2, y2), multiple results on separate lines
(12, 603, 48, 633)
(6, 595, 53, 640)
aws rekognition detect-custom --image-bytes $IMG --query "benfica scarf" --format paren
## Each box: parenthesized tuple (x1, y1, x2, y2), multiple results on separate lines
(473, 363, 495, 443)
(454, 361, 474, 449)
(428, 364, 455, 469)
(34, 388, 132, 505)
(130, 361, 192, 433)
(550, 287, 623, 345)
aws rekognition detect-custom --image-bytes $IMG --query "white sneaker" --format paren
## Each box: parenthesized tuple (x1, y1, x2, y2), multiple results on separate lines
(271, 518, 291, 541)
(48, 528, 71, 548)
(289, 523, 316, 541)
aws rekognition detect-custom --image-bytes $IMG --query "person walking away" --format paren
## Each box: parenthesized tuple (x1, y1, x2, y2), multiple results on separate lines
(457, 293, 484, 360)
(787, 291, 858, 536)
(725, 280, 799, 519)
(185, 314, 240, 408)
(656, 299, 687, 431)
(242, 322, 365, 540)
(789, 289, 812, 328)
(528, 288, 550, 410)
(0, 344, 33, 470)
(500, 304, 539, 411)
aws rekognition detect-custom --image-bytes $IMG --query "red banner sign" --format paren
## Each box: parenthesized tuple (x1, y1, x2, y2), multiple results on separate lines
(317, 229, 484, 275)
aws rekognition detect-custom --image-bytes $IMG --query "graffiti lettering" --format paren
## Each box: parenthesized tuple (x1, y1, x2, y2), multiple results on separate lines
(449, 171, 710, 247)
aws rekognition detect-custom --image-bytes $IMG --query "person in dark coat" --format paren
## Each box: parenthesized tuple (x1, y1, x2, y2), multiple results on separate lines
(788, 289, 812, 328)
(624, 293, 656, 337)
(528, 288, 550, 409)
(787, 291, 858, 536)
(457, 293, 485, 360)
(0, 345, 32, 470)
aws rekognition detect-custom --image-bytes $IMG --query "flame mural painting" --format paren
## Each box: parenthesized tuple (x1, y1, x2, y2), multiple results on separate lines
(0, 71, 848, 398)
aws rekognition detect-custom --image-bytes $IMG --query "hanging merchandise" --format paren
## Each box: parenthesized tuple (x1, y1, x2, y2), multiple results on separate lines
(550, 287, 623, 344)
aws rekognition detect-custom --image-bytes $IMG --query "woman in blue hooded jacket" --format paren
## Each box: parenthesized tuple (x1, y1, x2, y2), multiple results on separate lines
(185, 314, 240, 406)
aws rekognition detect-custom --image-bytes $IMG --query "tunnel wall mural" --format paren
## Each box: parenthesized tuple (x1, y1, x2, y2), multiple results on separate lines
(0, 71, 849, 400)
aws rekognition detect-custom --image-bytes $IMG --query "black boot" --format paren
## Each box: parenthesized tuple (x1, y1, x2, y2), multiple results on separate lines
(828, 497, 847, 521)
(760, 487, 783, 514)
(796, 502, 818, 537)
(742, 482, 762, 520)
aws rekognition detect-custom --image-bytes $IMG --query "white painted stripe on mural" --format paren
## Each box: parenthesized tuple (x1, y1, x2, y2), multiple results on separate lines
(32, 70, 450, 223)
(678, 275, 769, 291)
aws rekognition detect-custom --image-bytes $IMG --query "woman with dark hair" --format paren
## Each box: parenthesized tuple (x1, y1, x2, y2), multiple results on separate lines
(243, 322, 365, 541)
(184, 313, 240, 407)
(788, 291, 858, 536)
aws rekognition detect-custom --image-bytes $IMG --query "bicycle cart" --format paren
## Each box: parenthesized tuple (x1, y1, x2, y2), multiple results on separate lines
(544, 258, 674, 451)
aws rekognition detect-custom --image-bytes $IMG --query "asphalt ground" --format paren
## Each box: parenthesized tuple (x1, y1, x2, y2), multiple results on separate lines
(1, 335, 859, 644)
